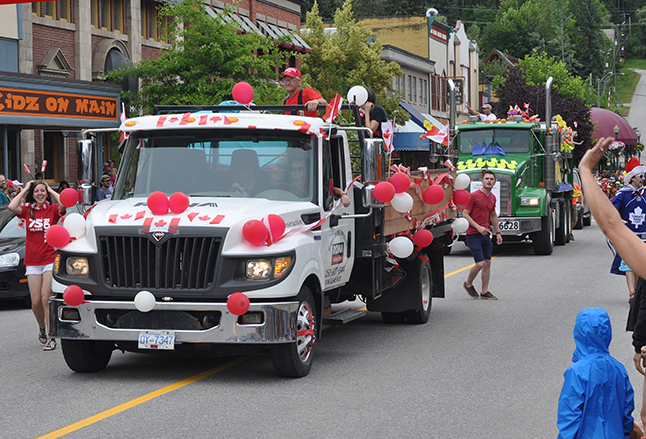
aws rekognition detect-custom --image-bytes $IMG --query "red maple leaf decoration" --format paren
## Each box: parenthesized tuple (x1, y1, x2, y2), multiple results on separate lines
(168, 117, 179, 123)
(209, 116, 222, 123)
(120, 214, 132, 220)
(198, 215, 211, 221)
(154, 219, 167, 227)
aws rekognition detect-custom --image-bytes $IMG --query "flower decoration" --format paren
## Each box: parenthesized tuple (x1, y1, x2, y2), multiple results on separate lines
(554, 115, 580, 152)
(635, 143, 644, 152)
(609, 140, 625, 151)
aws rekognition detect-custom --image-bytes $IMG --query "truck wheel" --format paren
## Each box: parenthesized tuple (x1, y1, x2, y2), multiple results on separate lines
(574, 208, 583, 230)
(532, 208, 554, 255)
(404, 258, 432, 324)
(270, 286, 316, 378)
(555, 199, 567, 246)
(583, 212, 591, 227)
(61, 339, 113, 372)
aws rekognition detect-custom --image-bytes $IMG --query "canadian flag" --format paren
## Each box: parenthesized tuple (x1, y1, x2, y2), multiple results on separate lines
(41, 160, 48, 173)
(323, 93, 343, 123)
(119, 103, 129, 142)
(142, 217, 180, 234)
(421, 123, 449, 146)
(381, 121, 394, 151)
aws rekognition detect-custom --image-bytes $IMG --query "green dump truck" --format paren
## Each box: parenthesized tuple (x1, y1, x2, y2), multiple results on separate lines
(454, 78, 575, 255)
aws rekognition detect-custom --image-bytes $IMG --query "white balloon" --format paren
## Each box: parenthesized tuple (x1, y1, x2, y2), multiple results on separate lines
(452, 217, 469, 233)
(388, 237, 414, 259)
(454, 174, 471, 191)
(347, 86, 368, 106)
(391, 192, 414, 213)
(64, 213, 86, 239)
(134, 291, 156, 313)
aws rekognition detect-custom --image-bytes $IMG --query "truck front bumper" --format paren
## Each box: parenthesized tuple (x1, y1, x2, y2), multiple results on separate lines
(498, 216, 542, 235)
(49, 298, 300, 344)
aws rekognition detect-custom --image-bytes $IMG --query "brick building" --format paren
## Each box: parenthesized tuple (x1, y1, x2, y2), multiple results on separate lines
(0, 0, 307, 187)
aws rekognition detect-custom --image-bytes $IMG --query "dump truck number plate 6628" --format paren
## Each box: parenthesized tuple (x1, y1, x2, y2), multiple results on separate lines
(138, 331, 175, 350)
(499, 220, 520, 232)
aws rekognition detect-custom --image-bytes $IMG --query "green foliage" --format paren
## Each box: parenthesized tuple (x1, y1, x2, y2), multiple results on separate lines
(302, 0, 407, 124)
(568, 0, 605, 79)
(105, 0, 287, 114)
(480, 59, 507, 82)
(512, 50, 593, 102)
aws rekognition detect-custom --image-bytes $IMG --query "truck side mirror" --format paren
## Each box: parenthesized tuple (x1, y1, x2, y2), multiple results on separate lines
(77, 139, 95, 205)
(361, 138, 386, 208)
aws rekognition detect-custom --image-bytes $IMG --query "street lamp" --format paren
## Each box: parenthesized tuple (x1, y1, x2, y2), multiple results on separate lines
(614, 124, 620, 140)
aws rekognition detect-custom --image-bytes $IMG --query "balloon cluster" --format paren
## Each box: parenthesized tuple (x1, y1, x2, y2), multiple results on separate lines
(242, 214, 285, 246)
(147, 191, 190, 215)
(388, 229, 435, 260)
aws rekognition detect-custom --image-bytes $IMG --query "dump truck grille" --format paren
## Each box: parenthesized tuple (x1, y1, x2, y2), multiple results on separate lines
(98, 235, 220, 290)
(467, 173, 512, 215)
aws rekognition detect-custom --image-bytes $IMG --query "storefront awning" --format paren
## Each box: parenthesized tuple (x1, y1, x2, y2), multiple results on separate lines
(393, 119, 429, 151)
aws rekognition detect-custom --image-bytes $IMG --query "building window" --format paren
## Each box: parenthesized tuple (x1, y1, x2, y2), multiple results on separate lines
(60, 0, 70, 21)
(401, 75, 405, 98)
(43, 1, 55, 18)
(419, 78, 423, 104)
(408, 75, 412, 101)
(412, 76, 417, 104)
(32, 2, 41, 16)
(100, 0, 110, 29)
(114, 0, 123, 32)
(91, 0, 98, 27)
(142, 0, 170, 41)
(423, 79, 428, 105)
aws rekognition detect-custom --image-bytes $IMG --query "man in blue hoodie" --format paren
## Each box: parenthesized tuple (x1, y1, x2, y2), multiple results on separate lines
(557, 307, 635, 438)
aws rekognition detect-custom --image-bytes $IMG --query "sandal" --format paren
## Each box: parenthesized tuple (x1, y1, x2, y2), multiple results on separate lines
(43, 338, 57, 351)
(38, 327, 47, 345)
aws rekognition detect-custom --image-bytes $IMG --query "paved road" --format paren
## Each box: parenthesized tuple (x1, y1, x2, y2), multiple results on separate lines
(0, 222, 641, 438)
(627, 68, 646, 138)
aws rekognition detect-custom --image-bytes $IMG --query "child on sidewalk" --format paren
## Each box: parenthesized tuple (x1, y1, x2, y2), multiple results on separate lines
(557, 307, 635, 438)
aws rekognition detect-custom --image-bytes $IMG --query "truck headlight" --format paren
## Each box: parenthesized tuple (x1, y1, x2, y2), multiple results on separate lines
(520, 197, 540, 207)
(0, 252, 20, 268)
(245, 257, 293, 280)
(66, 257, 89, 277)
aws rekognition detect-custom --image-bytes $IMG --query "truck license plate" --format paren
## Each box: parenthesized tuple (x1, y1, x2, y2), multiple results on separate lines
(499, 220, 520, 232)
(138, 331, 175, 350)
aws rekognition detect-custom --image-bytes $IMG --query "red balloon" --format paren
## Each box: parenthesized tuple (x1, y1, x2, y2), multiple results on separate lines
(454, 189, 471, 205)
(232, 82, 254, 105)
(242, 219, 268, 246)
(46, 225, 70, 248)
(59, 188, 79, 207)
(267, 214, 285, 241)
(63, 285, 85, 306)
(424, 185, 445, 205)
(389, 173, 411, 194)
(169, 192, 190, 214)
(227, 292, 250, 316)
(147, 191, 169, 215)
(373, 181, 396, 203)
(413, 229, 433, 248)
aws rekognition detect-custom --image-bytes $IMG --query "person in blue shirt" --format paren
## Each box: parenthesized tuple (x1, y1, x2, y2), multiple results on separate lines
(557, 307, 635, 438)
(96, 175, 112, 202)
(0, 175, 9, 205)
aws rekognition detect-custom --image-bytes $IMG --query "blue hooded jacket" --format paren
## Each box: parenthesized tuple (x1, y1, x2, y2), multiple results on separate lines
(557, 307, 634, 439)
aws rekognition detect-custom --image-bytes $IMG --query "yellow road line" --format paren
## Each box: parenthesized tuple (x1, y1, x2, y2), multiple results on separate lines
(37, 354, 256, 439)
(444, 248, 514, 278)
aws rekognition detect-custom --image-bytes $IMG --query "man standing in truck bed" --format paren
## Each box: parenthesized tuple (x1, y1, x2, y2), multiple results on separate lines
(282, 67, 327, 118)
(462, 169, 503, 300)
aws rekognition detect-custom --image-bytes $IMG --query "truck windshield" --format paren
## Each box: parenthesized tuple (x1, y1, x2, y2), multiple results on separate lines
(113, 129, 317, 203)
(459, 129, 530, 154)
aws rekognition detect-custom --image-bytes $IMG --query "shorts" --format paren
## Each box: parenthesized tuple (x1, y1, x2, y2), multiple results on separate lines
(25, 263, 54, 276)
(465, 233, 493, 263)
(619, 259, 632, 272)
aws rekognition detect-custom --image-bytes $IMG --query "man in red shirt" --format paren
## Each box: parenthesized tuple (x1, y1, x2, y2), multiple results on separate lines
(282, 67, 326, 118)
(462, 170, 503, 300)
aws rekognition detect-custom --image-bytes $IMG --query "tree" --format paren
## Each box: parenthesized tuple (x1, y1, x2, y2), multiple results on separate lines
(568, 0, 605, 79)
(105, 0, 287, 114)
(302, 0, 406, 123)
(492, 65, 593, 165)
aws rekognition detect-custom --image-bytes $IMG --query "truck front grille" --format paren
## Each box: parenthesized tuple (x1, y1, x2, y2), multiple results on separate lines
(98, 235, 220, 290)
(468, 173, 512, 215)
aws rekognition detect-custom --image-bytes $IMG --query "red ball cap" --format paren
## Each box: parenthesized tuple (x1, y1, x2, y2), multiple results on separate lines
(282, 67, 301, 79)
